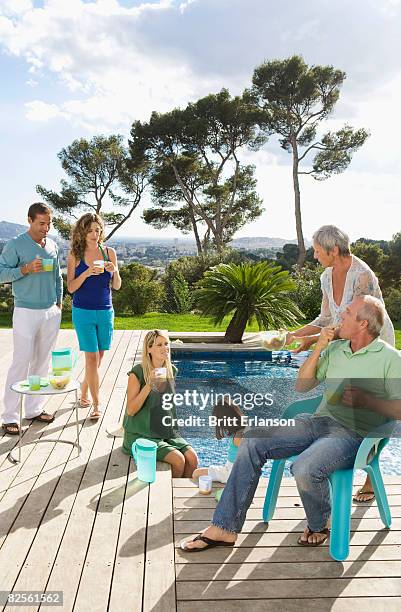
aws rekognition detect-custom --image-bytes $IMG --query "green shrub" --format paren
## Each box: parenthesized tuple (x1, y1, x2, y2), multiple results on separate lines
(0, 284, 13, 312)
(113, 263, 164, 315)
(384, 288, 401, 322)
(170, 272, 193, 314)
(289, 265, 323, 321)
(62, 294, 72, 312)
(162, 249, 248, 312)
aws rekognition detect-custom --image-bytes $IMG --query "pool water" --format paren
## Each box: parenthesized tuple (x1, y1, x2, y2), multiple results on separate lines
(173, 350, 401, 477)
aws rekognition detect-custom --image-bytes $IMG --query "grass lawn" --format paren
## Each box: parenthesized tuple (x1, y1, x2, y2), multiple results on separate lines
(0, 311, 400, 349)
(0, 311, 263, 332)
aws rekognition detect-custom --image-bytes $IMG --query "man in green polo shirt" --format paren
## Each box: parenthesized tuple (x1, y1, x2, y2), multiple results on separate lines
(181, 295, 401, 552)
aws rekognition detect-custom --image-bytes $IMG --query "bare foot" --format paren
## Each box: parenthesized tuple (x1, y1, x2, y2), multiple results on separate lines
(89, 407, 102, 420)
(353, 487, 375, 503)
(79, 397, 92, 408)
(181, 525, 237, 551)
(298, 523, 330, 546)
(192, 468, 208, 480)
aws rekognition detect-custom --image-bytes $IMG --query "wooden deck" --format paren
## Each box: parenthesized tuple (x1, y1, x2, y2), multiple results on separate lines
(1, 329, 401, 611)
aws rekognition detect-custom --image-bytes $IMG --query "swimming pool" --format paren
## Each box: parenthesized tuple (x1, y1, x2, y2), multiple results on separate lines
(173, 350, 401, 477)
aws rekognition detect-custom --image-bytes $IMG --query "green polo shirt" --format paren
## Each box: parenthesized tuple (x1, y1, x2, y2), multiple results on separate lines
(315, 338, 401, 437)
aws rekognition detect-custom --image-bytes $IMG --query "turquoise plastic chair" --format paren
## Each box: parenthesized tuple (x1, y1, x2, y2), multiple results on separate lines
(262, 395, 392, 561)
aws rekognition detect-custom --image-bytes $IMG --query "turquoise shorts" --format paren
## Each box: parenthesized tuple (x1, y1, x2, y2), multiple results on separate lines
(72, 306, 114, 353)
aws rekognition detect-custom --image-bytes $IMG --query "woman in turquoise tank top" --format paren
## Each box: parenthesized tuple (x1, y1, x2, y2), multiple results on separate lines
(67, 213, 121, 419)
(193, 400, 245, 483)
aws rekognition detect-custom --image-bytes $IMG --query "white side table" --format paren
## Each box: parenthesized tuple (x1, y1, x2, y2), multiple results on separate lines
(8, 380, 81, 464)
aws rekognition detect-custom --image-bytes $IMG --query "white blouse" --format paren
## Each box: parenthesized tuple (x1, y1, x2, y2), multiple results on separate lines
(311, 255, 395, 346)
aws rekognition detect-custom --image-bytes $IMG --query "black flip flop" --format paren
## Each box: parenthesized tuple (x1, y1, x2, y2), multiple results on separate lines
(180, 534, 235, 552)
(297, 527, 330, 547)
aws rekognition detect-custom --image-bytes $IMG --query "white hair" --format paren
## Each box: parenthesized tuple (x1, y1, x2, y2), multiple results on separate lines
(312, 225, 351, 256)
(356, 295, 385, 338)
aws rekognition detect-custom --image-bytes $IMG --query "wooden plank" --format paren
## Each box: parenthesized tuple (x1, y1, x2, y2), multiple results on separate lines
(177, 599, 401, 612)
(74, 332, 141, 612)
(176, 560, 401, 580)
(174, 518, 400, 534)
(173, 494, 401, 508)
(175, 544, 401, 564)
(173, 479, 401, 498)
(176, 577, 401, 600)
(0, 364, 87, 548)
(3, 326, 401, 611)
(108, 462, 149, 612)
(143, 463, 176, 612)
(172, 475, 401, 487)
(175, 530, 401, 548)
(44, 331, 138, 611)
(107, 330, 149, 612)
(0, 329, 118, 529)
(0, 331, 128, 607)
(0, 329, 80, 475)
(174, 505, 401, 521)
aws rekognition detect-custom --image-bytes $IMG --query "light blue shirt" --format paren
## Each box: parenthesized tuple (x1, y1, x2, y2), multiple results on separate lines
(0, 232, 63, 309)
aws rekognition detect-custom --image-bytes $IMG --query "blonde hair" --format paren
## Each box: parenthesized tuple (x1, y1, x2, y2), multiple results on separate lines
(141, 330, 175, 390)
(70, 213, 105, 260)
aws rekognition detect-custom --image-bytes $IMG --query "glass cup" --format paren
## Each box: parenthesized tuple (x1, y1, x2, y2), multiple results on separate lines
(326, 385, 344, 405)
(93, 259, 105, 272)
(42, 258, 54, 272)
(28, 375, 41, 391)
(198, 475, 213, 495)
(154, 367, 167, 381)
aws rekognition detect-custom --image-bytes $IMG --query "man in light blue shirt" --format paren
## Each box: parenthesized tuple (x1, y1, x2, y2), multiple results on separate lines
(0, 203, 63, 434)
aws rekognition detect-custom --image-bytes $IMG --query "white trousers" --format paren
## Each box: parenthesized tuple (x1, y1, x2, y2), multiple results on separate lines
(207, 461, 234, 484)
(2, 305, 61, 423)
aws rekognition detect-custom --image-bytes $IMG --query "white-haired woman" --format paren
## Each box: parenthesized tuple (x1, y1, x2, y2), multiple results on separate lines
(286, 225, 395, 502)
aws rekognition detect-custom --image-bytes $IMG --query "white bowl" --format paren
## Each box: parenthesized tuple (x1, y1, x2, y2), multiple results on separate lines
(49, 371, 71, 390)
(261, 330, 286, 351)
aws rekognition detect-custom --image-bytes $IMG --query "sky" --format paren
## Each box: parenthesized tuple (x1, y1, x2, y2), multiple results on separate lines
(1, 0, 401, 242)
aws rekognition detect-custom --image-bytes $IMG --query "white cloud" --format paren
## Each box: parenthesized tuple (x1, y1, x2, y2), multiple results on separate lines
(1, 0, 400, 241)
(0, 0, 220, 131)
(179, 0, 198, 13)
(24, 100, 69, 121)
(0, 0, 33, 16)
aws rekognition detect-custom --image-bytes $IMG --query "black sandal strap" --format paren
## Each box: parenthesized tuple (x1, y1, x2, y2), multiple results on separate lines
(193, 534, 234, 546)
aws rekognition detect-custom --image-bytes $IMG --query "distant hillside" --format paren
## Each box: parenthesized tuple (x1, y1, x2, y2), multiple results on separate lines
(110, 236, 310, 249)
(0, 221, 28, 240)
(231, 236, 309, 249)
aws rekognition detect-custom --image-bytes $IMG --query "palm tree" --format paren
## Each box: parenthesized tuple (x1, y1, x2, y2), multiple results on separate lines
(195, 261, 303, 343)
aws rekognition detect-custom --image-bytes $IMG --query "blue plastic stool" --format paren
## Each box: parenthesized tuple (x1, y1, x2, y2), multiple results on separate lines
(262, 396, 392, 561)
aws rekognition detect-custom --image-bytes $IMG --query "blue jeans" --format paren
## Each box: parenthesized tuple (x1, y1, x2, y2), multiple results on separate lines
(212, 414, 363, 533)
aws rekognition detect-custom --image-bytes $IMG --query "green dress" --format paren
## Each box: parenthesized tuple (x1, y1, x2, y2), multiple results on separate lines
(122, 363, 192, 460)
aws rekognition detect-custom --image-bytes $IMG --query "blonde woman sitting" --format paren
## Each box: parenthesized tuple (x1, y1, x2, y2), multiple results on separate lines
(122, 330, 198, 477)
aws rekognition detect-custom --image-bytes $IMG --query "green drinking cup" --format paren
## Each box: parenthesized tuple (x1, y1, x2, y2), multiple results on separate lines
(28, 375, 41, 391)
(42, 258, 54, 272)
